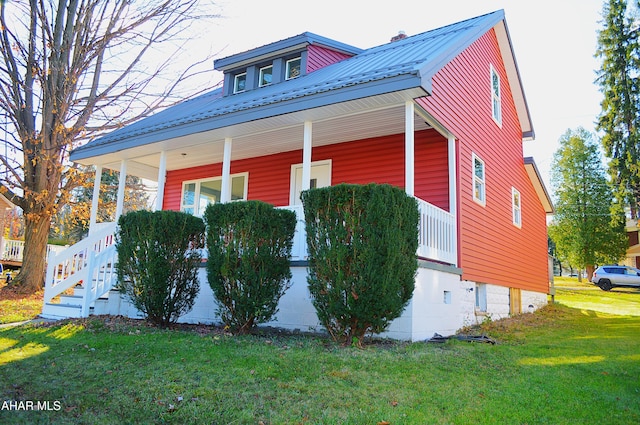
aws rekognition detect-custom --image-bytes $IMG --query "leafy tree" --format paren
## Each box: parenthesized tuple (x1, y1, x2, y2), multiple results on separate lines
(115, 210, 205, 327)
(596, 0, 640, 218)
(0, 0, 218, 293)
(52, 168, 149, 244)
(548, 128, 627, 280)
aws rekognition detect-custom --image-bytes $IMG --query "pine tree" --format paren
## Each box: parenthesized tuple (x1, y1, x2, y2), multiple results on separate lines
(548, 128, 627, 279)
(596, 0, 640, 218)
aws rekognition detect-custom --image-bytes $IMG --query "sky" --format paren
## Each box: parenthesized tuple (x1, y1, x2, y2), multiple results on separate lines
(193, 0, 604, 191)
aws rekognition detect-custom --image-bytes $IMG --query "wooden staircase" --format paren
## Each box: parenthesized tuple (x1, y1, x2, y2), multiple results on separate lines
(41, 224, 119, 320)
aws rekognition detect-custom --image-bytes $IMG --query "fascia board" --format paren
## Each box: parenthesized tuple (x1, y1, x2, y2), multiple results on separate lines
(70, 73, 424, 162)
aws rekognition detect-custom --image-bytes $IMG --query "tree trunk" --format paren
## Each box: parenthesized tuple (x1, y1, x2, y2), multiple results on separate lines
(586, 264, 595, 282)
(10, 212, 51, 294)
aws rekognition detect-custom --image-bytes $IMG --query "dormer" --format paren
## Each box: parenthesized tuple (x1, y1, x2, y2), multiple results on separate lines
(214, 32, 363, 96)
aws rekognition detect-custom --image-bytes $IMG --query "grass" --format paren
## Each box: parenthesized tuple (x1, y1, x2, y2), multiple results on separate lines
(0, 278, 638, 424)
(0, 278, 43, 325)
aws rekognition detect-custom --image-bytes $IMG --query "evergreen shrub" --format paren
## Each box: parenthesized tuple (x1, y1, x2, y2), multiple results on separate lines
(302, 183, 419, 345)
(205, 201, 296, 333)
(115, 210, 205, 326)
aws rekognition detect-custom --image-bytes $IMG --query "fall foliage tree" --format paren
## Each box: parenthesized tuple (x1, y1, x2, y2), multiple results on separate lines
(0, 0, 218, 293)
(52, 167, 150, 244)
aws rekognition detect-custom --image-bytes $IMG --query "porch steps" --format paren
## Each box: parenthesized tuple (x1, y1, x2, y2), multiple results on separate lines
(41, 285, 113, 320)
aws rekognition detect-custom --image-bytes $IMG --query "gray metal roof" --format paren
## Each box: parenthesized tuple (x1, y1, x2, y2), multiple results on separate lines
(71, 10, 527, 162)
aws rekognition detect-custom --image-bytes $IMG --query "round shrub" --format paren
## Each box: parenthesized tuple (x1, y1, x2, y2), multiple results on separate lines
(205, 201, 296, 334)
(115, 210, 205, 326)
(302, 183, 419, 345)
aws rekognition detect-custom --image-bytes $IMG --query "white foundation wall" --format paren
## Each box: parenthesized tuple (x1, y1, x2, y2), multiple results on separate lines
(97, 265, 547, 341)
(522, 290, 548, 313)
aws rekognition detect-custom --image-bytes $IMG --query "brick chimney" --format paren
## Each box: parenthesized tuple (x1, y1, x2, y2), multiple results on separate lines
(390, 31, 407, 42)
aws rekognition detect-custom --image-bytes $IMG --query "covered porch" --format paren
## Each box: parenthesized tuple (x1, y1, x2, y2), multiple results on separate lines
(43, 93, 459, 319)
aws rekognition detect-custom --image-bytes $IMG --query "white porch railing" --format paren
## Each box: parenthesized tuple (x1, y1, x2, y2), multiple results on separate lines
(0, 239, 68, 262)
(278, 204, 308, 261)
(43, 223, 118, 316)
(279, 197, 456, 265)
(415, 197, 457, 265)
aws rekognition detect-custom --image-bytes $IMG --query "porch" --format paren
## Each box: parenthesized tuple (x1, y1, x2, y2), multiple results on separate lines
(40, 196, 455, 320)
(0, 239, 68, 268)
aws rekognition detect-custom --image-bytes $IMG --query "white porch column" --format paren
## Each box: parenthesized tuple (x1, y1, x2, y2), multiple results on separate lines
(221, 138, 232, 203)
(155, 151, 167, 211)
(302, 121, 313, 192)
(405, 101, 415, 196)
(88, 164, 102, 235)
(115, 160, 128, 222)
(448, 134, 458, 266)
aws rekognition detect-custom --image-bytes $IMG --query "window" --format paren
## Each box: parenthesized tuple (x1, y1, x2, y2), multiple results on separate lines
(472, 154, 486, 205)
(233, 73, 247, 93)
(259, 65, 273, 87)
(285, 57, 301, 80)
(512, 187, 521, 227)
(181, 174, 248, 216)
(491, 66, 502, 125)
(475, 283, 487, 312)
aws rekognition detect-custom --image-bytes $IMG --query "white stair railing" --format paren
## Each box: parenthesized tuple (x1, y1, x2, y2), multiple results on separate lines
(44, 223, 118, 315)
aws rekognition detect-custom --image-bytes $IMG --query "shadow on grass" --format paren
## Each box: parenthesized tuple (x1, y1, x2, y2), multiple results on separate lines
(0, 307, 639, 425)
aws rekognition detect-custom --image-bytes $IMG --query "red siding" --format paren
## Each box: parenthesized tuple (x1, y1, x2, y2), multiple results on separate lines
(416, 29, 548, 293)
(163, 129, 449, 211)
(306, 44, 353, 73)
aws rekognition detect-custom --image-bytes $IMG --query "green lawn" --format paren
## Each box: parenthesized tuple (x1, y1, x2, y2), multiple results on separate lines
(0, 278, 638, 424)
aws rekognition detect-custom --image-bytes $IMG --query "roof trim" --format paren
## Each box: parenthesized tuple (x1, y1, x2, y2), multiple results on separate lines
(524, 157, 553, 214)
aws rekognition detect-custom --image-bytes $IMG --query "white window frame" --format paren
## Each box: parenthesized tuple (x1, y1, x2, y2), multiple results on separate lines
(233, 72, 247, 93)
(472, 153, 486, 206)
(512, 187, 522, 228)
(285, 57, 302, 80)
(259, 65, 273, 87)
(491, 65, 502, 126)
(180, 173, 248, 216)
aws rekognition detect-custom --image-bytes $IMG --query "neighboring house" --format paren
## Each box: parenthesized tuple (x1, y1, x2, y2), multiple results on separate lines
(42, 10, 554, 341)
(624, 216, 640, 268)
(0, 193, 15, 268)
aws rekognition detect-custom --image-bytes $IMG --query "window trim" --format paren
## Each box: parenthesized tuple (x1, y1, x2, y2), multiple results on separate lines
(472, 153, 486, 206)
(180, 172, 249, 216)
(285, 57, 302, 80)
(233, 72, 247, 93)
(512, 187, 522, 228)
(258, 65, 273, 87)
(490, 65, 502, 126)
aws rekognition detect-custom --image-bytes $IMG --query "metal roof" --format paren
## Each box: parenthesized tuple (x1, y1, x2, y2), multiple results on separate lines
(71, 9, 530, 162)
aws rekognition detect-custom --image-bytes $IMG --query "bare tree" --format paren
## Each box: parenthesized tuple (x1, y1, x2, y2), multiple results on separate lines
(0, 0, 219, 293)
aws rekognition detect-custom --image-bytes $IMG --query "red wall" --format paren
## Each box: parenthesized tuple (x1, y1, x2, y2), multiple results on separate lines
(306, 44, 354, 73)
(416, 29, 549, 293)
(163, 129, 449, 211)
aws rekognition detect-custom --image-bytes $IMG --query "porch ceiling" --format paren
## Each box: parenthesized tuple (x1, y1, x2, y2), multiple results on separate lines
(87, 89, 432, 180)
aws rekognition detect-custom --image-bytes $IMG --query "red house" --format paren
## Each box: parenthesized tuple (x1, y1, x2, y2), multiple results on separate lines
(43, 10, 553, 340)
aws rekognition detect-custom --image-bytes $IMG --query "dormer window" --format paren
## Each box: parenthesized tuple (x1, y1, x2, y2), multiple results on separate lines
(259, 65, 273, 87)
(286, 57, 301, 80)
(233, 73, 247, 93)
